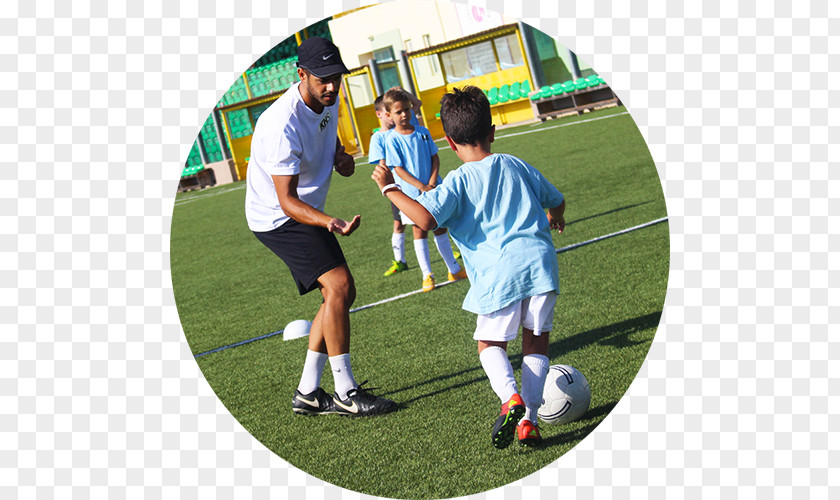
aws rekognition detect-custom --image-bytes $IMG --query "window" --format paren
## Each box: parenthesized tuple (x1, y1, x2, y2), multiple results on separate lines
(440, 41, 497, 83)
(373, 46, 395, 63)
(404, 39, 413, 52)
(493, 34, 524, 70)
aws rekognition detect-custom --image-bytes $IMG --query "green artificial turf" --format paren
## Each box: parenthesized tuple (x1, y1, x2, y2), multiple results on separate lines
(171, 106, 669, 499)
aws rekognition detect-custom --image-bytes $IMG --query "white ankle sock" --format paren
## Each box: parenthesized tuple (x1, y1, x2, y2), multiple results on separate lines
(413, 238, 432, 276)
(479, 346, 518, 404)
(521, 354, 549, 423)
(433, 233, 460, 274)
(391, 232, 405, 262)
(329, 353, 358, 400)
(297, 350, 328, 394)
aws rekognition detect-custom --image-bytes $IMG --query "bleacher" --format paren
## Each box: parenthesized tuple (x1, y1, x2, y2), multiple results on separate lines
(528, 74, 620, 120)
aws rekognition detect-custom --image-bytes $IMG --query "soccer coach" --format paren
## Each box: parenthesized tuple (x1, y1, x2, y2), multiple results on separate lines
(245, 37, 397, 417)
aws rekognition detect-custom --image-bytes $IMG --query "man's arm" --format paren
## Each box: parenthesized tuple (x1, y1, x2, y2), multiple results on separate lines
(272, 174, 361, 235)
(371, 165, 437, 231)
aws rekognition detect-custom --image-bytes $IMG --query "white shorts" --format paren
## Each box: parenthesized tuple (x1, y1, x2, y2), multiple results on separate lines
(399, 210, 413, 226)
(473, 292, 558, 342)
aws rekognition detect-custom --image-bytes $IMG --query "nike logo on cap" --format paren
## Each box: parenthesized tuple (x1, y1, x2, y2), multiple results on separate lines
(322, 53, 334, 60)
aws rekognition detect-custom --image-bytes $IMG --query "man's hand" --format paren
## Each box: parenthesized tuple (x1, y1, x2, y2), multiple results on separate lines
(371, 164, 396, 190)
(334, 146, 355, 177)
(327, 215, 361, 236)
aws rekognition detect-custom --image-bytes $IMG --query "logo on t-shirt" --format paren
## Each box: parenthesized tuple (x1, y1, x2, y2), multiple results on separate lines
(319, 111, 331, 131)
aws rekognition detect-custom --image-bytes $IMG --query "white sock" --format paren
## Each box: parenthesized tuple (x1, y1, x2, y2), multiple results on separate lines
(433, 233, 461, 274)
(391, 232, 405, 262)
(329, 353, 358, 400)
(297, 350, 328, 394)
(479, 346, 518, 404)
(521, 354, 549, 423)
(413, 238, 432, 276)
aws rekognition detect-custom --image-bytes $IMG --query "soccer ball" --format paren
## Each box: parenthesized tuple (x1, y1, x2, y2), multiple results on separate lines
(537, 364, 591, 425)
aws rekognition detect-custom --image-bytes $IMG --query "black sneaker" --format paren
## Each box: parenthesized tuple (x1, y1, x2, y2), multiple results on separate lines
(332, 382, 398, 417)
(292, 387, 337, 416)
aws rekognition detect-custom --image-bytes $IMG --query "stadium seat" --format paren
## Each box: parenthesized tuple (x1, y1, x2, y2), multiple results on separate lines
(561, 80, 577, 93)
(508, 81, 520, 101)
(550, 83, 564, 96)
(539, 85, 552, 99)
(497, 84, 510, 103)
(488, 87, 499, 105)
(519, 80, 531, 99)
(586, 74, 601, 87)
(574, 78, 589, 90)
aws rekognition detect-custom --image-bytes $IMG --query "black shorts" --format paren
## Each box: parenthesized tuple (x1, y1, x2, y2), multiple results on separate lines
(253, 219, 347, 295)
(391, 201, 401, 222)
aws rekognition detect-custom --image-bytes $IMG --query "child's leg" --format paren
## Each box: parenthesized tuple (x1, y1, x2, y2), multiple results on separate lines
(476, 305, 526, 449)
(519, 292, 557, 424)
(521, 329, 550, 424)
(478, 340, 518, 403)
(412, 225, 433, 277)
(391, 219, 406, 263)
(432, 227, 461, 275)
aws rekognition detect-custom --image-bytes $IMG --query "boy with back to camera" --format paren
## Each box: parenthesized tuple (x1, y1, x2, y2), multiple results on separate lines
(371, 86, 566, 448)
(382, 88, 466, 292)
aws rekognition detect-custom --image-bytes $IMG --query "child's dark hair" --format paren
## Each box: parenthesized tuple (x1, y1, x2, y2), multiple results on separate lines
(374, 95, 385, 112)
(383, 88, 410, 111)
(439, 86, 492, 146)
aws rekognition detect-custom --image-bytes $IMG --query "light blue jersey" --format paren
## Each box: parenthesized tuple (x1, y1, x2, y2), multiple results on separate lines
(416, 153, 564, 315)
(385, 125, 441, 199)
(368, 111, 418, 165)
(368, 129, 392, 164)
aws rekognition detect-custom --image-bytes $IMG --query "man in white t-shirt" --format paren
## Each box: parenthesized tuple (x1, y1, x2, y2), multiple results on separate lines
(246, 37, 397, 417)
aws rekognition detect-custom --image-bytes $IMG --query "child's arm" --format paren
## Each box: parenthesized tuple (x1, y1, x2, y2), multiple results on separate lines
(547, 199, 566, 234)
(372, 165, 437, 231)
(393, 166, 432, 193)
(427, 153, 440, 188)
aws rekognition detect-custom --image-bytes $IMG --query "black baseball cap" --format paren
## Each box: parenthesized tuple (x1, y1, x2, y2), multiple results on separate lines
(296, 37, 349, 78)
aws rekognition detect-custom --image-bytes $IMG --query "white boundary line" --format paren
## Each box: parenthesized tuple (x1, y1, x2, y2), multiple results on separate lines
(194, 215, 668, 354)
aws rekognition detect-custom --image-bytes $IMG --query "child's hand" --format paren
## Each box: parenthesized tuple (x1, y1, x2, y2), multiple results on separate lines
(371, 164, 395, 189)
(327, 215, 361, 236)
(548, 213, 565, 234)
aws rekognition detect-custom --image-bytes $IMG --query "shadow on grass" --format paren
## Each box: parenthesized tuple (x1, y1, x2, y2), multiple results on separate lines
(538, 402, 617, 449)
(384, 311, 661, 404)
(565, 200, 655, 227)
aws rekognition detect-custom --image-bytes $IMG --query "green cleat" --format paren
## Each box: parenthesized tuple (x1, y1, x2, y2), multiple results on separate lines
(383, 260, 408, 276)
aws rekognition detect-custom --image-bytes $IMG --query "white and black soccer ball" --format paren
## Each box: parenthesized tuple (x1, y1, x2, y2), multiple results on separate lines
(537, 364, 591, 425)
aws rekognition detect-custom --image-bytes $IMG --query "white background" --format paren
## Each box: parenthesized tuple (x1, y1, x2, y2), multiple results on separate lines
(2, 0, 836, 498)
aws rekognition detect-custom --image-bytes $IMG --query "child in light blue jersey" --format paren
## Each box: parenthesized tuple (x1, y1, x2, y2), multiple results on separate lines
(382, 88, 465, 292)
(371, 85, 566, 448)
(368, 90, 424, 277)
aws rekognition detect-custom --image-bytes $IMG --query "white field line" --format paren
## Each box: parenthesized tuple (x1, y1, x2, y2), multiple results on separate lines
(194, 215, 667, 355)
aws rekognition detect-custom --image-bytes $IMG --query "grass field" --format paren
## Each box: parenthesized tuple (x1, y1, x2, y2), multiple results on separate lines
(171, 106, 669, 499)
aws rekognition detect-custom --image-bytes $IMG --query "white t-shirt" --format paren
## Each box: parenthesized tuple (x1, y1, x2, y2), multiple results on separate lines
(245, 81, 339, 232)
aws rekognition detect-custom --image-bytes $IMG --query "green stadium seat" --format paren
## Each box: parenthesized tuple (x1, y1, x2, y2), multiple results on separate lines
(550, 83, 564, 96)
(574, 78, 588, 90)
(520, 80, 531, 98)
(488, 87, 499, 105)
(508, 81, 520, 101)
(585, 74, 601, 87)
(497, 84, 510, 103)
(561, 80, 577, 93)
(539, 85, 552, 99)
